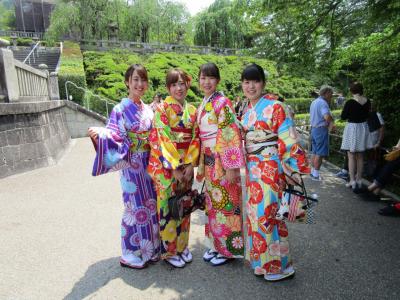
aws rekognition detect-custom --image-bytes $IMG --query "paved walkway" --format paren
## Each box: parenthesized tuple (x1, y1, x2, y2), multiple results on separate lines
(0, 138, 399, 300)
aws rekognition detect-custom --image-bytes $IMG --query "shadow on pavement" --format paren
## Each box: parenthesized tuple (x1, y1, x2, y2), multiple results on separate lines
(63, 240, 257, 300)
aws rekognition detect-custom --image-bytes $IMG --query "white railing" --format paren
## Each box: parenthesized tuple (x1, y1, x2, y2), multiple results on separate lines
(0, 48, 60, 102)
(65, 81, 117, 117)
(14, 59, 49, 101)
(0, 30, 44, 39)
(23, 41, 41, 65)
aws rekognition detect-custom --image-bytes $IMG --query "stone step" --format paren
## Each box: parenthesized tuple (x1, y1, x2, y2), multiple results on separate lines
(11, 48, 61, 73)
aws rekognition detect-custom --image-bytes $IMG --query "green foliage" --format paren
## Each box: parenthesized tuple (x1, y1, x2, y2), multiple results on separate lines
(193, 0, 252, 48)
(0, 1, 16, 30)
(16, 38, 33, 46)
(82, 51, 315, 103)
(296, 109, 342, 125)
(285, 98, 313, 114)
(83, 50, 141, 101)
(46, 0, 191, 45)
(0, 37, 33, 46)
(333, 30, 400, 144)
(58, 41, 87, 104)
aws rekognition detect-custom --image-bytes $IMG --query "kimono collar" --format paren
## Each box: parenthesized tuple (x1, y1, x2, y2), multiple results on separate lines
(203, 91, 222, 104)
(122, 98, 144, 109)
(165, 95, 186, 108)
(248, 94, 270, 110)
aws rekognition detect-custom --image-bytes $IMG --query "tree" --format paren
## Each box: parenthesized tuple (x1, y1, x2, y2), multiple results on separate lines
(193, 0, 254, 48)
(0, 1, 16, 30)
(46, 0, 191, 44)
(333, 29, 400, 141)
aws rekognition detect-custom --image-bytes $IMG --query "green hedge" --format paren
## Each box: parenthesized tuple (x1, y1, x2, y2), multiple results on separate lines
(0, 36, 33, 46)
(285, 98, 313, 114)
(58, 41, 86, 104)
(82, 50, 316, 103)
(295, 110, 344, 132)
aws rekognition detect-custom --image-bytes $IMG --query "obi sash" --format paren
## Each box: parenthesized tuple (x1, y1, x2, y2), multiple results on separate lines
(127, 130, 151, 152)
(245, 130, 278, 155)
(199, 129, 217, 148)
(171, 127, 192, 150)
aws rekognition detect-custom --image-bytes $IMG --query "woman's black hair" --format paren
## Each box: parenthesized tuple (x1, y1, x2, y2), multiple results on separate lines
(124, 64, 148, 88)
(349, 82, 363, 95)
(241, 63, 265, 83)
(198, 62, 220, 80)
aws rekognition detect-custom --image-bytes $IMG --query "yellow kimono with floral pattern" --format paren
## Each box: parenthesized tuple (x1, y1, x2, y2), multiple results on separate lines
(148, 96, 200, 259)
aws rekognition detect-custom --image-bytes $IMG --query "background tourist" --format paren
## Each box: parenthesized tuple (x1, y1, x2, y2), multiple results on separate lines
(340, 82, 372, 192)
(150, 93, 163, 111)
(309, 85, 335, 181)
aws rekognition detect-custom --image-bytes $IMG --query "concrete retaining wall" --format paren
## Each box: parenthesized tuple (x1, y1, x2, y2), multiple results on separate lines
(62, 100, 106, 138)
(0, 101, 70, 178)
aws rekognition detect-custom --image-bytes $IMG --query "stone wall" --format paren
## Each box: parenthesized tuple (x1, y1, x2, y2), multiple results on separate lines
(0, 101, 70, 178)
(62, 100, 106, 138)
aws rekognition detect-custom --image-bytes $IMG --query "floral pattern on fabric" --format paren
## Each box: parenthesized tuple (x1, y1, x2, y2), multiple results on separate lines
(197, 92, 245, 258)
(91, 98, 160, 263)
(241, 94, 310, 275)
(147, 96, 200, 259)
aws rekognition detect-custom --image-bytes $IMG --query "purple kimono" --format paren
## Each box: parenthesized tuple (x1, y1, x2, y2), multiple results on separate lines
(91, 98, 160, 262)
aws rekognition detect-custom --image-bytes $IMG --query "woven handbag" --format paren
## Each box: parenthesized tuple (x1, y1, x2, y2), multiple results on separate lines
(276, 173, 318, 224)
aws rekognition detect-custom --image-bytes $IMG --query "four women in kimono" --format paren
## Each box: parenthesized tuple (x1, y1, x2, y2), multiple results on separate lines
(90, 62, 309, 281)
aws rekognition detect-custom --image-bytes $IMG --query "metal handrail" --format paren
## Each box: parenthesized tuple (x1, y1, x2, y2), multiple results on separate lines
(65, 81, 117, 117)
(23, 41, 41, 65)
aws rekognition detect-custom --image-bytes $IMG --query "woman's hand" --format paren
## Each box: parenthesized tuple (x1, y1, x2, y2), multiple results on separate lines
(88, 127, 98, 140)
(225, 168, 239, 184)
(182, 164, 194, 183)
(172, 168, 184, 182)
(88, 127, 98, 148)
(286, 172, 301, 186)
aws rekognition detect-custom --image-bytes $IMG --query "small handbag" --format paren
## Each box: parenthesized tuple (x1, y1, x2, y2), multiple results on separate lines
(168, 182, 206, 220)
(276, 172, 318, 224)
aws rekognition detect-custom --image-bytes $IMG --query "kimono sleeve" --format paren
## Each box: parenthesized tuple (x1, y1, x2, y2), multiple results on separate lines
(151, 107, 181, 170)
(273, 102, 310, 175)
(215, 97, 245, 170)
(183, 111, 200, 167)
(91, 108, 131, 176)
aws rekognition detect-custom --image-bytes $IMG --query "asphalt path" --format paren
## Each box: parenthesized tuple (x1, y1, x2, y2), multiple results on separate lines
(0, 138, 399, 299)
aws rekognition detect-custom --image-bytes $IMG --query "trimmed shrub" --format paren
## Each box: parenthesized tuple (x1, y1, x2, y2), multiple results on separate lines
(81, 50, 316, 103)
(58, 41, 86, 104)
(16, 37, 33, 46)
(0, 36, 33, 46)
(285, 98, 313, 114)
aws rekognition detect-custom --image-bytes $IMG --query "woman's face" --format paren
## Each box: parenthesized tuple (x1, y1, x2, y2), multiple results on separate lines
(168, 75, 188, 103)
(199, 73, 219, 97)
(241, 79, 265, 102)
(126, 70, 148, 100)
